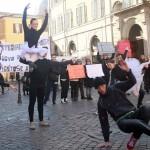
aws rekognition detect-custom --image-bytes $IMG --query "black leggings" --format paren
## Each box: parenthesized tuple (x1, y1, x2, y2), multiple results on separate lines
(137, 88, 145, 108)
(117, 105, 150, 139)
(29, 85, 45, 122)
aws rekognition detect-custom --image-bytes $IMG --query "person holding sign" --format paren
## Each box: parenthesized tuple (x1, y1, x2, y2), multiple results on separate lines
(84, 58, 94, 100)
(20, 3, 48, 64)
(95, 60, 150, 150)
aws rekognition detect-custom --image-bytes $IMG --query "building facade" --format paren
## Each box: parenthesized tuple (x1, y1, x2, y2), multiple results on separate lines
(48, 0, 150, 58)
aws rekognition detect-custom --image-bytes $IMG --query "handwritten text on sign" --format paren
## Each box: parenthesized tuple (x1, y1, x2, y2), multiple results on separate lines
(0, 50, 29, 72)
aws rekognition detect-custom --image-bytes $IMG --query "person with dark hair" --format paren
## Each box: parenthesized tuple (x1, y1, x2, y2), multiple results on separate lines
(20, 3, 48, 64)
(44, 55, 59, 105)
(95, 61, 150, 150)
(77, 59, 86, 99)
(28, 53, 72, 130)
(60, 59, 69, 103)
(84, 58, 94, 100)
(21, 72, 30, 96)
(70, 58, 79, 101)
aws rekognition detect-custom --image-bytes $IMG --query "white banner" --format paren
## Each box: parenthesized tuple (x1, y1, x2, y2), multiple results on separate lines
(86, 64, 104, 78)
(0, 49, 29, 72)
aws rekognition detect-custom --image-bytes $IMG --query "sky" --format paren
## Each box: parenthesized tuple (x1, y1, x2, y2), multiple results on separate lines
(0, 0, 43, 15)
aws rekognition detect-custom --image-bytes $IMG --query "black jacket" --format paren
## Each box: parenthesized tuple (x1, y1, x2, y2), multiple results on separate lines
(22, 7, 48, 48)
(97, 70, 136, 142)
(29, 59, 71, 87)
(97, 50, 128, 85)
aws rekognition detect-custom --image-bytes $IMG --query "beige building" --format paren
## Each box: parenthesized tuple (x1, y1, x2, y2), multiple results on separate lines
(48, 0, 150, 59)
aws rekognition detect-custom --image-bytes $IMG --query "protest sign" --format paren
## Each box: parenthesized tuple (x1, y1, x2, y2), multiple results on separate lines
(67, 65, 86, 80)
(98, 42, 115, 54)
(0, 49, 29, 72)
(86, 64, 104, 78)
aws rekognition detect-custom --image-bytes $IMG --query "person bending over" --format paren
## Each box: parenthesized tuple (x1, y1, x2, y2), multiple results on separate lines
(95, 61, 150, 150)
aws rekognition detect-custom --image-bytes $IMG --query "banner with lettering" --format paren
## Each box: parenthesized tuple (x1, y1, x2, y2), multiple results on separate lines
(67, 65, 86, 80)
(0, 49, 29, 72)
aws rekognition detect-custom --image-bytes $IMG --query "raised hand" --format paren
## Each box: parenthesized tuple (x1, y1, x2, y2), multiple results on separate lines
(45, 9, 48, 14)
(25, 3, 30, 9)
(106, 62, 115, 70)
(119, 60, 130, 72)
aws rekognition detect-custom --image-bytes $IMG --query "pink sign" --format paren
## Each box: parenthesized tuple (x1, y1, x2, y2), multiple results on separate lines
(117, 40, 132, 57)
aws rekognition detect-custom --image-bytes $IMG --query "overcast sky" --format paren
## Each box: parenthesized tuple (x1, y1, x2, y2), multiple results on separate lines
(0, 0, 43, 14)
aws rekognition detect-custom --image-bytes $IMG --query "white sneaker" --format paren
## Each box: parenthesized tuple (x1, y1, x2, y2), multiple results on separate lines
(39, 121, 49, 127)
(61, 99, 65, 104)
(29, 122, 36, 130)
(64, 98, 68, 103)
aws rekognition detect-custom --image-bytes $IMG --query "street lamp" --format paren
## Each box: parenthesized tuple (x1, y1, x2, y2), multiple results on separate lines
(16, 72, 22, 104)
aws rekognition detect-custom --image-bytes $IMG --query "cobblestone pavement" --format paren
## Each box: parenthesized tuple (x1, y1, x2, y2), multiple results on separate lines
(0, 88, 150, 150)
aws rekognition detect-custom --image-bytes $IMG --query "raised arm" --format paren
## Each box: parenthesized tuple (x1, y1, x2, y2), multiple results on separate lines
(22, 4, 30, 33)
(49, 60, 72, 75)
(38, 10, 48, 34)
(122, 49, 128, 60)
(114, 61, 136, 92)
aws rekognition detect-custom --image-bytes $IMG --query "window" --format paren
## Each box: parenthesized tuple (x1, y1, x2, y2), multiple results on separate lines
(51, 20, 56, 35)
(57, 15, 63, 33)
(51, 0, 61, 8)
(65, 10, 73, 29)
(91, 0, 101, 19)
(122, 0, 138, 8)
(13, 24, 23, 33)
(76, 3, 87, 26)
(100, 0, 105, 17)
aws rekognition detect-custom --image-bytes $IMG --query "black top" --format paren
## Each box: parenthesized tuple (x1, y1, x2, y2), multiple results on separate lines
(98, 70, 136, 142)
(22, 7, 48, 48)
(29, 59, 71, 87)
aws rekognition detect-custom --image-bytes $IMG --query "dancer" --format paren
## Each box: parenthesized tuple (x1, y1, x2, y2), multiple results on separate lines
(95, 61, 150, 150)
(20, 3, 48, 64)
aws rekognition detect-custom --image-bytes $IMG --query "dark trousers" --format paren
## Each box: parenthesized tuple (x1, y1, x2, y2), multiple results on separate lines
(86, 87, 92, 98)
(28, 85, 45, 122)
(79, 81, 85, 98)
(60, 80, 69, 99)
(44, 81, 58, 104)
(1, 85, 4, 94)
(118, 105, 150, 139)
(70, 81, 79, 101)
(137, 88, 145, 108)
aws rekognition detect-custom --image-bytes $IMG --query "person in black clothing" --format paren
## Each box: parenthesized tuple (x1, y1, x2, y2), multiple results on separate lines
(44, 55, 59, 105)
(77, 59, 86, 99)
(0, 73, 5, 94)
(60, 59, 69, 103)
(28, 54, 72, 130)
(21, 72, 30, 96)
(43, 72, 58, 105)
(20, 3, 48, 63)
(69, 59, 79, 101)
(95, 61, 150, 150)
(84, 58, 94, 100)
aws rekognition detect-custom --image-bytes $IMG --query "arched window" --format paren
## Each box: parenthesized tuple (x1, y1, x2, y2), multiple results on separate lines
(68, 41, 77, 56)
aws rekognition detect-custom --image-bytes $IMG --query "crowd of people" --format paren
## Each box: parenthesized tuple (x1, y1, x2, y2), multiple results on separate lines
(1, 3, 150, 150)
